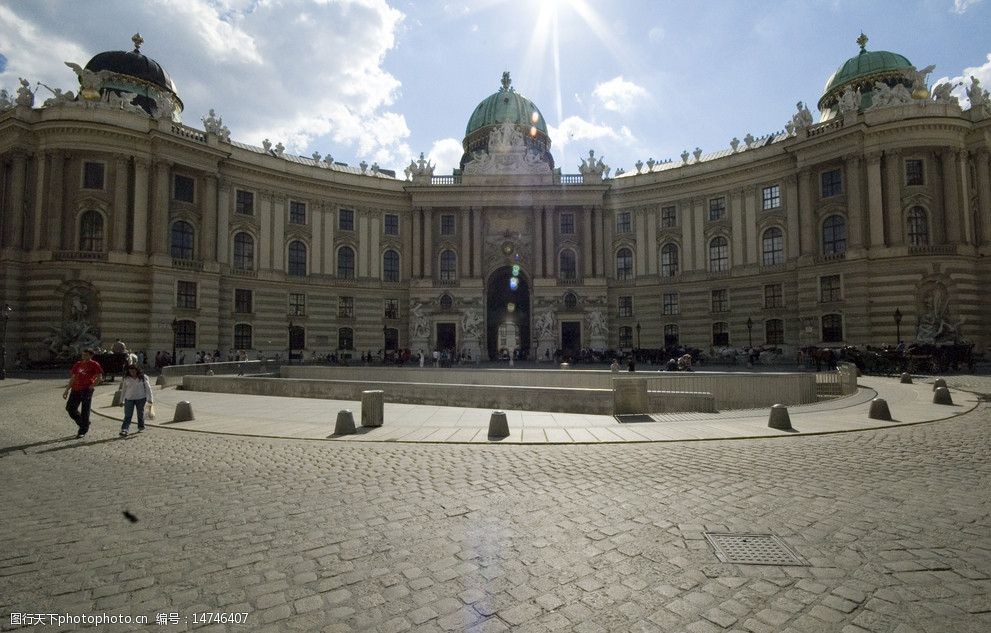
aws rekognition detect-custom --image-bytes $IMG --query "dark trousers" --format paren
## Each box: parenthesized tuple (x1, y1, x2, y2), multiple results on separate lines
(66, 388, 94, 433)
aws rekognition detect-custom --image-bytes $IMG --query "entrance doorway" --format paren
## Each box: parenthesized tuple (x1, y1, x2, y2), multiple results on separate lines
(436, 323, 456, 353)
(486, 266, 531, 360)
(561, 321, 581, 359)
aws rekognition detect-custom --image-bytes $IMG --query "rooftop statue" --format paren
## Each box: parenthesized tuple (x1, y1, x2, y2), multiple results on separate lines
(905, 64, 936, 98)
(38, 82, 76, 107)
(202, 108, 231, 141)
(966, 76, 989, 108)
(407, 152, 435, 182)
(579, 149, 609, 180)
(837, 87, 860, 113)
(15, 78, 34, 108)
(65, 62, 110, 101)
(464, 121, 550, 176)
(932, 81, 962, 106)
(0, 88, 14, 111)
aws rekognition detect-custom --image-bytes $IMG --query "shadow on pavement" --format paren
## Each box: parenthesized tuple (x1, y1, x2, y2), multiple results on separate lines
(35, 435, 129, 454)
(0, 436, 78, 457)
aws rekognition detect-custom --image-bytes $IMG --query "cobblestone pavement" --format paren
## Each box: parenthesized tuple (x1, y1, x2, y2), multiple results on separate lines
(1, 377, 989, 633)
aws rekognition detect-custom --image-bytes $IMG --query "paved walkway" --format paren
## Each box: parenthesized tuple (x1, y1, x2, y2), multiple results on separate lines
(91, 375, 979, 443)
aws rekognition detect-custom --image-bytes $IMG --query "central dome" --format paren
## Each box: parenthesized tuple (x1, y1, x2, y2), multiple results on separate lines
(818, 34, 913, 120)
(461, 72, 553, 170)
(83, 33, 183, 119)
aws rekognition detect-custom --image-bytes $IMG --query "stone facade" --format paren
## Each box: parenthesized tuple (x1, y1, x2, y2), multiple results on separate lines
(1, 45, 989, 366)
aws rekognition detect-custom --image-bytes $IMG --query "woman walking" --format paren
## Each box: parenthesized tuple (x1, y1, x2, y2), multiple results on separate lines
(119, 364, 154, 437)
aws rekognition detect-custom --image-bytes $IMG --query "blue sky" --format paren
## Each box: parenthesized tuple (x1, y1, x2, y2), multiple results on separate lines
(1, 0, 989, 176)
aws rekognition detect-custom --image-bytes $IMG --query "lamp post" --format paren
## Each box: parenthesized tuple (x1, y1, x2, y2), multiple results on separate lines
(746, 317, 753, 348)
(0, 303, 12, 380)
(286, 315, 294, 365)
(170, 318, 178, 366)
(894, 308, 902, 344)
(635, 321, 641, 361)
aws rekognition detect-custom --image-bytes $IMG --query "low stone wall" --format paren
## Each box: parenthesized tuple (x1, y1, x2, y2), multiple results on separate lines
(181, 375, 717, 415)
(160, 360, 268, 387)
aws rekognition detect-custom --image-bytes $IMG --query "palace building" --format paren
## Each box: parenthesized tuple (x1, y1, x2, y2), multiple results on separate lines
(0, 34, 989, 365)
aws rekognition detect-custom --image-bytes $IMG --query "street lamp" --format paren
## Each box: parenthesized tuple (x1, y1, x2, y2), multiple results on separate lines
(286, 315, 294, 365)
(0, 303, 12, 380)
(635, 321, 641, 361)
(746, 317, 753, 348)
(170, 318, 178, 366)
(894, 308, 902, 344)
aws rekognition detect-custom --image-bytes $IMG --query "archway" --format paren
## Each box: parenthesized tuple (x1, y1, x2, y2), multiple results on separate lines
(486, 266, 531, 360)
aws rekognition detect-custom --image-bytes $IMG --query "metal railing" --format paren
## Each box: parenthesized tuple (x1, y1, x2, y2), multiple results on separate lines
(814, 362, 858, 398)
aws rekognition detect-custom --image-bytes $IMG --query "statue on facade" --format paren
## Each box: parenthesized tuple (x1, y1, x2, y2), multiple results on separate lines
(202, 109, 231, 141)
(744, 133, 755, 149)
(585, 309, 607, 337)
(966, 75, 989, 108)
(837, 87, 860, 114)
(578, 149, 609, 181)
(730, 137, 740, 152)
(406, 152, 435, 182)
(904, 64, 936, 99)
(262, 138, 272, 152)
(464, 121, 550, 176)
(932, 81, 962, 106)
(44, 285, 102, 360)
(916, 282, 962, 344)
(274, 142, 285, 157)
(410, 302, 430, 340)
(461, 308, 483, 339)
(534, 309, 556, 341)
(788, 101, 814, 134)
(15, 78, 34, 108)
(0, 88, 14, 111)
(64, 62, 108, 101)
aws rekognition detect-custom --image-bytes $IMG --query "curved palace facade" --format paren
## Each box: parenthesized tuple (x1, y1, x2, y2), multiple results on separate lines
(1, 35, 989, 364)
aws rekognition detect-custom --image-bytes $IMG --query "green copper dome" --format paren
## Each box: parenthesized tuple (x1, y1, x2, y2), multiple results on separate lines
(823, 49, 912, 95)
(465, 72, 548, 137)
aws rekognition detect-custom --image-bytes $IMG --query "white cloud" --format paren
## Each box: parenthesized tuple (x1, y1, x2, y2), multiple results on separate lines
(426, 138, 464, 175)
(550, 115, 630, 144)
(952, 0, 983, 13)
(592, 76, 648, 113)
(648, 26, 664, 42)
(934, 52, 991, 108)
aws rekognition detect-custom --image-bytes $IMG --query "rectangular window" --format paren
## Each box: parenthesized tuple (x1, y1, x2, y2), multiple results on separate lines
(234, 324, 252, 350)
(82, 162, 105, 190)
(339, 208, 355, 231)
(662, 292, 679, 315)
(762, 185, 781, 210)
(234, 289, 252, 314)
(708, 197, 727, 221)
(559, 212, 575, 234)
(616, 211, 632, 233)
(289, 200, 306, 225)
(384, 213, 399, 236)
(821, 168, 843, 197)
(338, 296, 354, 319)
(905, 159, 924, 186)
(235, 190, 254, 215)
(660, 206, 677, 228)
(618, 296, 633, 318)
(176, 281, 197, 309)
(440, 214, 455, 235)
(288, 292, 306, 316)
(173, 174, 195, 203)
(765, 319, 785, 345)
(384, 298, 399, 320)
(664, 324, 679, 347)
(820, 274, 842, 303)
(711, 288, 729, 313)
(764, 284, 783, 309)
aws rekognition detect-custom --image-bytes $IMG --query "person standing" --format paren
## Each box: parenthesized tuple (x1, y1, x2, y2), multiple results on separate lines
(63, 348, 103, 438)
(119, 364, 154, 436)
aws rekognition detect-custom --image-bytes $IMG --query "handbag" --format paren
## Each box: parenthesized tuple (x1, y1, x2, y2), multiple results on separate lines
(146, 403, 156, 420)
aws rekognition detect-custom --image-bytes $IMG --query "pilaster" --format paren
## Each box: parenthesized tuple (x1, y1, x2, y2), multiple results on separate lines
(201, 175, 217, 262)
(730, 191, 743, 266)
(884, 150, 903, 246)
(941, 150, 961, 243)
(845, 155, 864, 248)
(112, 156, 128, 253)
(785, 175, 800, 258)
(866, 152, 884, 247)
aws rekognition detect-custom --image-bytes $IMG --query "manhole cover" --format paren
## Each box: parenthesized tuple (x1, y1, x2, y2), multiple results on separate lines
(615, 414, 654, 423)
(703, 532, 807, 566)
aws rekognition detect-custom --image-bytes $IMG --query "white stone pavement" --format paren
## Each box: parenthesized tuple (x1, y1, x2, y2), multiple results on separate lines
(92, 375, 979, 444)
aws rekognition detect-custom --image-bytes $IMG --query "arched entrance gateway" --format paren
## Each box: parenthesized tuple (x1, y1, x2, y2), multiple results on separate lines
(486, 266, 531, 360)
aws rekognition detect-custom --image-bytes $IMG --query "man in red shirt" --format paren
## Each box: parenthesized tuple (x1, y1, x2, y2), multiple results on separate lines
(63, 348, 103, 438)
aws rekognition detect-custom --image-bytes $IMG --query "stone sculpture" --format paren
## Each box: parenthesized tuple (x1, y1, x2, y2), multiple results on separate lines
(202, 109, 231, 141)
(410, 302, 430, 340)
(464, 122, 550, 176)
(837, 87, 860, 113)
(15, 78, 34, 108)
(585, 309, 607, 337)
(578, 149, 609, 181)
(905, 64, 936, 98)
(932, 82, 961, 106)
(966, 76, 989, 108)
(916, 282, 962, 344)
(406, 152, 435, 182)
(461, 308, 483, 339)
(534, 310, 556, 340)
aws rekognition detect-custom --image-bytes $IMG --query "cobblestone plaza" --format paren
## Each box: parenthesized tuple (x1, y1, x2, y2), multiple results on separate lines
(1, 375, 989, 632)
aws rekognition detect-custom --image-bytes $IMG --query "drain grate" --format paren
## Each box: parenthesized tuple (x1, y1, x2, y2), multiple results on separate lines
(615, 414, 654, 423)
(703, 532, 807, 566)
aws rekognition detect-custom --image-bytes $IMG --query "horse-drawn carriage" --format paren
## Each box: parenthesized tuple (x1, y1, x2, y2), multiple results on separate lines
(94, 352, 129, 382)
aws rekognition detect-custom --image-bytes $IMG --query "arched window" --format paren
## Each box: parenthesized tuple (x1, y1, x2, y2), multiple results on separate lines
(233, 232, 254, 270)
(712, 322, 729, 346)
(664, 324, 679, 347)
(233, 324, 252, 350)
(337, 246, 355, 278)
(660, 243, 679, 277)
(170, 220, 195, 259)
(563, 292, 578, 310)
(559, 250, 577, 281)
(338, 327, 354, 351)
(175, 319, 196, 349)
(616, 247, 633, 280)
(761, 227, 784, 266)
(79, 210, 104, 252)
(822, 215, 846, 254)
(439, 250, 457, 281)
(765, 319, 784, 345)
(287, 240, 307, 276)
(618, 326, 633, 348)
(822, 314, 843, 343)
(708, 236, 729, 272)
(383, 250, 400, 282)
(907, 206, 929, 246)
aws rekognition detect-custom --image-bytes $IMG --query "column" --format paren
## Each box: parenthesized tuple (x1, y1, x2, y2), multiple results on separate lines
(976, 150, 991, 244)
(884, 150, 903, 246)
(358, 210, 371, 277)
(423, 207, 433, 277)
(112, 157, 128, 252)
(411, 208, 421, 278)
(635, 207, 648, 276)
(542, 207, 552, 277)
(3, 152, 27, 248)
(258, 193, 272, 270)
(866, 153, 885, 248)
(201, 175, 217, 262)
(681, 200, 695, 269)
(845, 155, 864, 249)
(311, 204, 322, 274)
(646, 206, 658, 275)
(216, 178, 229, 264)
(941, 150, 961, 243)
(460, 208, 471, 277)
(692, 199, 704, 270)
(602, 208, 614, 277)
(532, 206, 543, 277)
(593, 207, 604, 276)
(150, 161, 170, 256)
(369, 213, 380, 278)
(472, 208, 482, 278)
(785, 175, 800, 258)
(31, 152, 47, 250)
(582, 205, 593, 277)
(46, 152, 65, 252)
(730, 191, 743, 266)
(324, 202, 336, 275)
(272, 195, 286, 273)
(959, 150, 974, 245)
(798, 169, 815, 255)
(744, 187, 757, 264)
(133, 159, 150, 254)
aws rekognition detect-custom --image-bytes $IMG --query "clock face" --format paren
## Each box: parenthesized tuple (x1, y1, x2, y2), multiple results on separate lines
(501, 242, 514, 255)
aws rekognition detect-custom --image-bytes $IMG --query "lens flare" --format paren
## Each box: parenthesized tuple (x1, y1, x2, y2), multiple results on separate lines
(511, 264, 521, 276)
(509, 277, 519, 290)
(531, 111, 539, 123)
(507, 302, 516, 312)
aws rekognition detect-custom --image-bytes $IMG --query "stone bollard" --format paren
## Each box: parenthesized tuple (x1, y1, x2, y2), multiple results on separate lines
(767, 404, 792, 430)
(334, 410, 356, 435)
(560, 363, 570, 369)
(868, 398, 892, 421)
(932, 378, 947, 392)
(900, 373, 912, 384)
(488, 411, 510, 439)
(156, 375, 166, 386)
(173, 401, 194, 422)
(933, 386, 953, 405)
(361, 390, 384, 427)
(111, 390, 124, 407)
